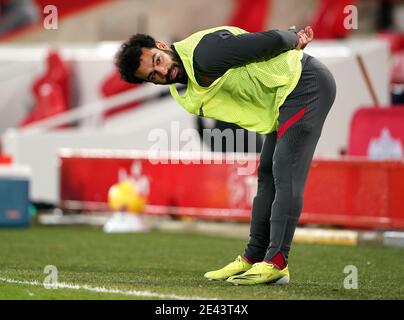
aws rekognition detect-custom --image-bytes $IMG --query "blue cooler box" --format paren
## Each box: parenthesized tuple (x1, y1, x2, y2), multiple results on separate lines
(0, 165, 31, 227)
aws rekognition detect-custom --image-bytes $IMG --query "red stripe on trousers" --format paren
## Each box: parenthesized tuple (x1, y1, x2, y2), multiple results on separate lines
(277, 106, 307, 139)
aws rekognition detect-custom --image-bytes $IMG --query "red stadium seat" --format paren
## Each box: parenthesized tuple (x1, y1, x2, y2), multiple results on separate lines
(32, 50, 71, 108)
(226, 0, 269, 32)
(377, 31, 404, 53)
(20, 82, 67, 127)
(391, 50, 404, 84)
(347, 106, 404, 158)
(20, 50, 71, 127)
(309, 0, 357, 39)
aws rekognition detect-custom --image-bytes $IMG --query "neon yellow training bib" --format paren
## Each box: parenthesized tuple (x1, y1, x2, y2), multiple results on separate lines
(170, 26, 303, 134)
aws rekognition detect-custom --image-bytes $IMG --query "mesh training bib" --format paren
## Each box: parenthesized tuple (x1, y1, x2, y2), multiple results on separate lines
(169, 26, 303, 134)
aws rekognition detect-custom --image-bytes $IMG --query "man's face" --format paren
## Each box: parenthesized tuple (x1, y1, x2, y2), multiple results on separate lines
(135, 41, 186, 85)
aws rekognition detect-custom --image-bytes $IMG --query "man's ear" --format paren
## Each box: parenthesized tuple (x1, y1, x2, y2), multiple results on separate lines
(155, 40, 169, 50)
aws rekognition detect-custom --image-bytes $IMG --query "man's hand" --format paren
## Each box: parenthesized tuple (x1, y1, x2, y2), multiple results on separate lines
(295, 26, 314, 50)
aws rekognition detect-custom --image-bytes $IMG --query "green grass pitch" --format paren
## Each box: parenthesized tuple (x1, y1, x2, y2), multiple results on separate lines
(0, 226, 403, 300)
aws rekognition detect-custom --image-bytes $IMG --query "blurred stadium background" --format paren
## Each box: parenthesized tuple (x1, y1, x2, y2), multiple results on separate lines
(1, 0, 404, 300)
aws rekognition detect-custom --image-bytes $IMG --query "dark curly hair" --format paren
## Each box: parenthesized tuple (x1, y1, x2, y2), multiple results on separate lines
(115, 34, 156, 84)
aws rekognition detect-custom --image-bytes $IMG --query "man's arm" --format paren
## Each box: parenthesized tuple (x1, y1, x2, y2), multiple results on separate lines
(193, 29, 298, 86)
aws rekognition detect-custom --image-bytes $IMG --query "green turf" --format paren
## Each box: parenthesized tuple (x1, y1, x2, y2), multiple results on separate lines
(0, 226, 403, 300)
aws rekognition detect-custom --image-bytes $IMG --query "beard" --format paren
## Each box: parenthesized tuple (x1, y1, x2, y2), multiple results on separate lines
(164, 46, 188, 85)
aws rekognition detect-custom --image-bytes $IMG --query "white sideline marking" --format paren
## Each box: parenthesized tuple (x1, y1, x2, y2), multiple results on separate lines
(0, 278, 217, 300)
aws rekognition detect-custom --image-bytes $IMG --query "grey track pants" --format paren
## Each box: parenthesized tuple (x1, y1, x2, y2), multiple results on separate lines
(243, 53, 336, 263)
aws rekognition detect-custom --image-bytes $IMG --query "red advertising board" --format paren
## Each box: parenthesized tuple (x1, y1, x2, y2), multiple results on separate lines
(59, 149, 404, 229)
(60, 150, 258, 221)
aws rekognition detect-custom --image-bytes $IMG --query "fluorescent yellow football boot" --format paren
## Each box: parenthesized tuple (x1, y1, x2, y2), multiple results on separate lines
(204, 256, 252, 281)
(226, 262, 289, 285)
